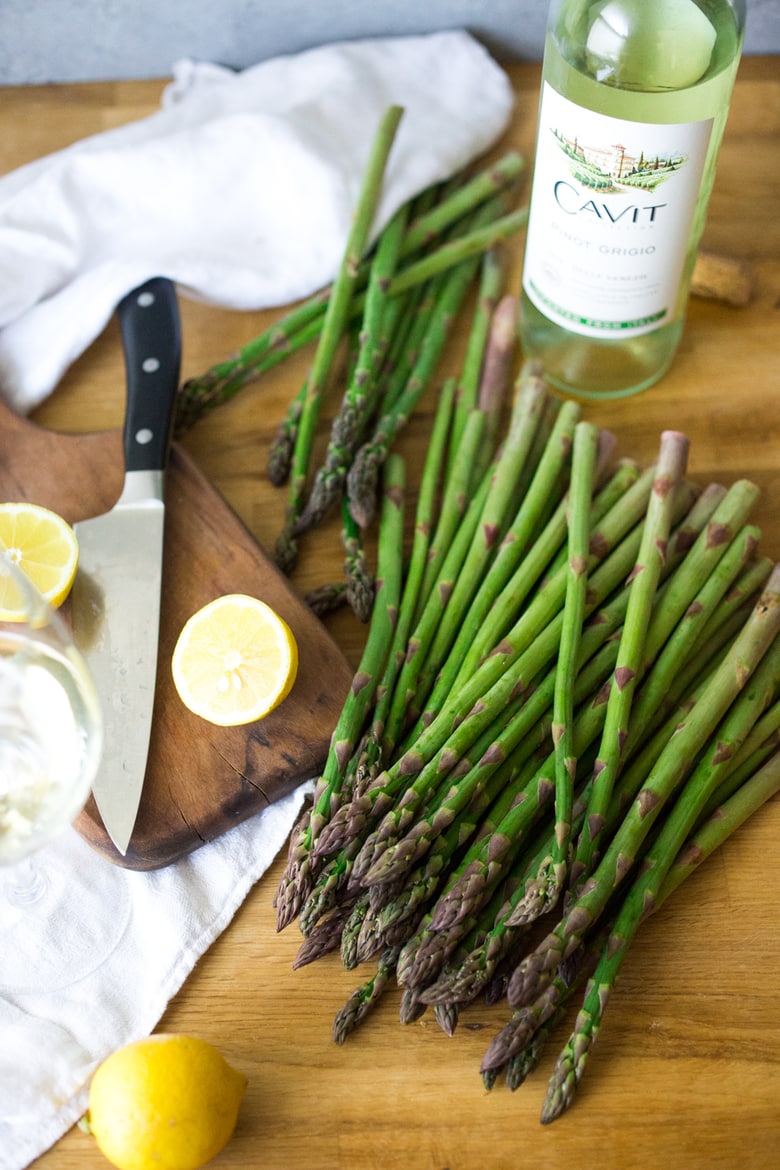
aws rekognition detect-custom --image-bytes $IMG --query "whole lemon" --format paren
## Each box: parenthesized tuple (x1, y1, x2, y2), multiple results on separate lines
(85, 1033, 247, 1170)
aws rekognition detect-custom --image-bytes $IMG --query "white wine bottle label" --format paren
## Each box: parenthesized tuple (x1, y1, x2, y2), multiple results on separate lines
(523, 83, 714, 339)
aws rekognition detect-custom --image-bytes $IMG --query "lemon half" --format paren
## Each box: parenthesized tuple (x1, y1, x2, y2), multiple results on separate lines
(172, 593, 298, 726)
(0, 501, 79, 617)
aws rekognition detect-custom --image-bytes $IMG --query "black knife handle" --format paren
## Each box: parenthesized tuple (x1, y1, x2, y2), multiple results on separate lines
(118, 276, 181, 474)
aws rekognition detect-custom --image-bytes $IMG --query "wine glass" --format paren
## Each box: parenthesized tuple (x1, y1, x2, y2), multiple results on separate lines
(0, 554, 129, 993)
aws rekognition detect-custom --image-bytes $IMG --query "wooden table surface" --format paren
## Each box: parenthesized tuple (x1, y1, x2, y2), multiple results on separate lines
(4, 55, 779, 1170)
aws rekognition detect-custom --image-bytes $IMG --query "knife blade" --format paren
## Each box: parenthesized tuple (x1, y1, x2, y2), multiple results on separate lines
(71, 276, 181, 856)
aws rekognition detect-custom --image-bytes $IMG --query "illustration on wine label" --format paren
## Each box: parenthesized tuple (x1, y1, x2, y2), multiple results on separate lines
(553, 128, 689, 192)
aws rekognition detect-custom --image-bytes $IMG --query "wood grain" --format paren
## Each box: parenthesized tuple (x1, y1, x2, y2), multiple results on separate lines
(4, 55, 779, 1170)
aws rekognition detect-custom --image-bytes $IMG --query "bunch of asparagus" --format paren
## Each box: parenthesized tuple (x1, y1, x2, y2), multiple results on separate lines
(176, 105, 529, 606)
(274, 342, 780, 1120)
(178, 105, 780, 1121)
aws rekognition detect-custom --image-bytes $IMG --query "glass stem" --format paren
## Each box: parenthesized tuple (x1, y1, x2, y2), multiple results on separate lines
(5, 856, 49, 907)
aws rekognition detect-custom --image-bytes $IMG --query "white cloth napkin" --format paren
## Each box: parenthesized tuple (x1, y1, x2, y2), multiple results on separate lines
(0, 30, 514, 413)
(0, 783, 312, 1170)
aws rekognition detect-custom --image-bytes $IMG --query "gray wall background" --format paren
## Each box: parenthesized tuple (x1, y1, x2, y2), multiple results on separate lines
(2, 0, 778, 85)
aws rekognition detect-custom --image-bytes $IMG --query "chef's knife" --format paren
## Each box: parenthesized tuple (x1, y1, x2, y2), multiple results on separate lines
(71, 276, 181, 856)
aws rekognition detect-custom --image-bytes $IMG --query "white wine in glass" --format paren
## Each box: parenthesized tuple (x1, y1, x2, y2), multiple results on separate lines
(0, 555, 103, 867)
(0, 555, 132, 994)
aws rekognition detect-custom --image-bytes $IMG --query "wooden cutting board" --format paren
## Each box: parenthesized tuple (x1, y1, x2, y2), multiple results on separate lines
(0, 400, 353, 870)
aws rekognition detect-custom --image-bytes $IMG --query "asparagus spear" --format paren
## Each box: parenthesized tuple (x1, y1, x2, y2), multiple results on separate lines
(176, 300, 328, 437)
(375, 214, 511, 635)
(399, 151, 525, 255)
(353, 376, 457, 789)
(664, 744, 780, 894)
(340, 499, 374, 622)
(339, 892, 373, 969)
(479, 918, 611, 1083)
(638, 480, 760, 666)
(396, 201, 531, 292)
(421, 867, 531, 1018)
(295, 203, 410, 531)
(350, 726, 533, 967)
(357, 615, 627, 906)
(332, 947, 401, 1044)
(291, 900, 357, 969)
(544, 420, 600, 903)
(571, 430, 691, 886)
(274, 105, 404, 573)
(277, 205, 521, 535)
(304, 580, 348, 617)
(695, 695, 780, 818)
(199, 203, 527, 457)
(628, 556, 773, 746)
(413, 408, 487, 624)
(469, 294, 520, 484)
(446, 248, 506, 467)
(267, 381, 308, 486)
(396, 700, 607, 990)
(563, 570, 777, 892)
(419, 801, 588, 1009)
(603, 541, 768, 802)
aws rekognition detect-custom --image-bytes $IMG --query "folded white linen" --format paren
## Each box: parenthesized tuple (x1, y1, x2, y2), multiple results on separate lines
(0, 783, 312, 1170)
(0, 31, 514, 413)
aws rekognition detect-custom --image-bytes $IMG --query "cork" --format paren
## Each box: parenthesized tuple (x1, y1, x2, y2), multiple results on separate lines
(691, 249, 756, 307)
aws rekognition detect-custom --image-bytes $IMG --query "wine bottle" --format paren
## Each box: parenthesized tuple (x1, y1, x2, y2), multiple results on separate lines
(520, 0, 746, 399)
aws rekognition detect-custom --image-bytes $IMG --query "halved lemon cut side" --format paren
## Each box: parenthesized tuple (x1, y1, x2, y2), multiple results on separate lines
(0, 501, 79, 618)
(172, 594, 299, 726)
